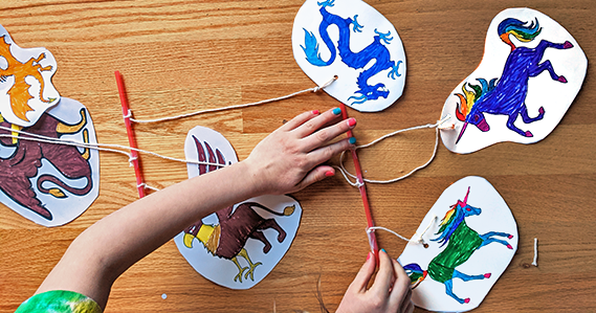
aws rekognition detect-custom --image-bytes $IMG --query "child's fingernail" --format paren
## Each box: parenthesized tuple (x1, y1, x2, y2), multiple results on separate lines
(312, 109, 319, 115)
(347, 118, 356, 127)
(366, 252, 372, 261)
(325, 170, 334, 177)
(349, 137, 357, 145)
(332, 107, 342, 115)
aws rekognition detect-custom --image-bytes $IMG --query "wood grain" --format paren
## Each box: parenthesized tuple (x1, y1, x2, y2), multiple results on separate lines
(1, 0, 595, 312)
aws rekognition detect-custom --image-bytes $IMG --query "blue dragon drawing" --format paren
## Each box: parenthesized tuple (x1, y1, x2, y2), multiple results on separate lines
(301, 0, 403, 104)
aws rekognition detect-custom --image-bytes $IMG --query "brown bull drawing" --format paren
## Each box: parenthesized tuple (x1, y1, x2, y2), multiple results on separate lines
(0, 109, 93, 220)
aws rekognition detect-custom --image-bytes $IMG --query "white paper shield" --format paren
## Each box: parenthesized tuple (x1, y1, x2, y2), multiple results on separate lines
(0, 97, 100, 227)
(398, 176, 518, 312)
(440, 8, 587, 154)
(292, 0, 406, 112)
(174, 126, 302, 289)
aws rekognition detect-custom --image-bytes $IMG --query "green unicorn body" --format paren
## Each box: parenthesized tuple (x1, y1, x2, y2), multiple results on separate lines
(404, 187, 513, 304)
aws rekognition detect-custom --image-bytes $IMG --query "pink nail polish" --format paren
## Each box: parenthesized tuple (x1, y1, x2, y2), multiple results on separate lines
(325, 170, 334, 177)
(366, 252, 372, 261)
(347, 118, 356, 127)
(312, 109, 319, 115)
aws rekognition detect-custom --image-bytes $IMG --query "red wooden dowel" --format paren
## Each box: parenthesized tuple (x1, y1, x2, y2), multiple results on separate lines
(115, 71, 146, 198)
(339, 103, 379, 259)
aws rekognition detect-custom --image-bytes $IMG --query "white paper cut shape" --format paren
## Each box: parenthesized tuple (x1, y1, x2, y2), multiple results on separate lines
(440, 8, 587, 154)
(0, 97, 100, 227)
(292, 0, 406, 112)
(398, 176, 518, 312)
(174, 126, 303, 289)
(0, 24, 60, 127)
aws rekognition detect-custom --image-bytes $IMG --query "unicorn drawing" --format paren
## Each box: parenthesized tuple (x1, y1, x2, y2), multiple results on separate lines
(455, 17, 574, 143)
(403, 187, 514, 304)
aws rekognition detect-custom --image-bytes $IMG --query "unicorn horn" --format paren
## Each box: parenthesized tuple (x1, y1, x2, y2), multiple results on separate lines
(455, 122, 468, 144)
(463, 186, 471, 205)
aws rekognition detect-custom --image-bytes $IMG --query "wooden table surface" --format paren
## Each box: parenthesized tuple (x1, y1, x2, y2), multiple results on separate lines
(1, 0, 594, 312)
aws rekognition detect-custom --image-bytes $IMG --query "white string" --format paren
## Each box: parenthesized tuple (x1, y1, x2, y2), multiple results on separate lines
(123, 109, 132, 119)
(366, 215, 437, 249)
(337, 115, 452, 185)
(0, 126, 225, 167)
(129, 77, 337, 124)
(138, 183, 161, 192)
(532, 238, 538, 267)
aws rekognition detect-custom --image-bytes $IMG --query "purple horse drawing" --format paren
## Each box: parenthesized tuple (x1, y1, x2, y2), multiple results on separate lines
(455, 17, 574, 143)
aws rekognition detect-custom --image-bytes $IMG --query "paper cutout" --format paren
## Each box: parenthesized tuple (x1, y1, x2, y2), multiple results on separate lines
(440, 8, 587, 154)
(0, 98, 100, 227)
(0, 24, 60, 127)
(174, 126, 302, 289)
(292, 0, 406, 112)
(398, 176, 518, 312)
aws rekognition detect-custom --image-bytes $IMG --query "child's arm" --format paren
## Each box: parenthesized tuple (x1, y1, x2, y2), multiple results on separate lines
(336, 250, 413, 313)
(35, 108, 356, 309)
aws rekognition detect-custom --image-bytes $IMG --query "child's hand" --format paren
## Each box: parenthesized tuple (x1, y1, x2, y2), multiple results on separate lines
(337, 250, 414, 313)
(244, 108, 356, 195)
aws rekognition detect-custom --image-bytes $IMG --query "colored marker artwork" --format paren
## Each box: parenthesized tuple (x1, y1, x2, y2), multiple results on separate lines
(0, 24, 60, 128)
(174, 126, 302, 289)
(292, 0, 406, 112)
(0, 98, 100, 227)
(399, 176, 518, 312)
(440, 8, 587, 154)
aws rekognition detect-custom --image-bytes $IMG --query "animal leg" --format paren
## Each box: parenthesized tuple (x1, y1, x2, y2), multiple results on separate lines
(529, 59, 567, 83)
(480, 231, 513, 239)
(519, 104, 545, 124)
(258, 219, 287, 243)
(238, 248, 262, 282)
(231, 255, 249, 283)
(479, 236, 513, 249)
(507, 114, 533, 137)
(249, 230, 272, 254)
(444, 280, 469, 304)
(453, 269, 490, 282)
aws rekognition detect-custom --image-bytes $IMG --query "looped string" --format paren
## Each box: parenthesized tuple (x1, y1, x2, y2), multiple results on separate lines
(123, 109, 132, 119)
(128, 156, 138, 167)
(129, 77, 338, 124)
(366, 215, 437, 251)
(138, 183, 161, 192)
(337, 115, 452, 185)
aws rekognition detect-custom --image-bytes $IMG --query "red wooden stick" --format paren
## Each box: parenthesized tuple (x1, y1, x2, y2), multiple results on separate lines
(339, 103, 379, 259)
(115, 71, 146, 198)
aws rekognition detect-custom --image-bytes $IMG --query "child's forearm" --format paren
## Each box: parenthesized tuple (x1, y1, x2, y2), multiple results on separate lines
(36, 161, 261, 309)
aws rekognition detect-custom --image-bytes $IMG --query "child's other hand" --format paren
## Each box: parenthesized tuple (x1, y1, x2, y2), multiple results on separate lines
(244, 108, 356, 195)
(337, 250, 414, 313)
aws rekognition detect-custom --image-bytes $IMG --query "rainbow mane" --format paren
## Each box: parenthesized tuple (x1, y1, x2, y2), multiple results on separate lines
(432, 201, 466, 247)
(498, 18, 542, 49)
(455, 78, 497, 121)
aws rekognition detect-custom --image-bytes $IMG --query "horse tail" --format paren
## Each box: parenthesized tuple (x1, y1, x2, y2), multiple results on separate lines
(404, 263, 427, 289)
(498, 17, 541, 49)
